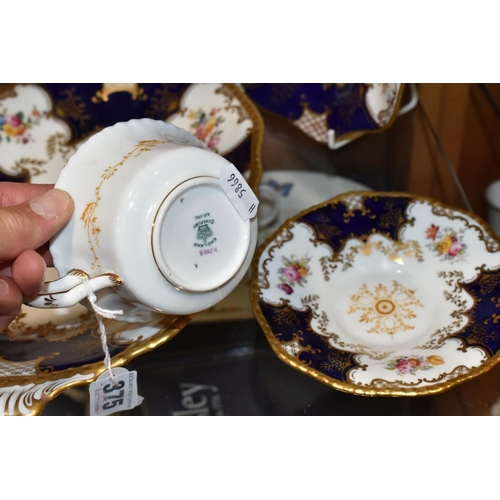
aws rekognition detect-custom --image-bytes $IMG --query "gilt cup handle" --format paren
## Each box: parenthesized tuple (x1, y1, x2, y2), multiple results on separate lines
(26, 269, 122, 309)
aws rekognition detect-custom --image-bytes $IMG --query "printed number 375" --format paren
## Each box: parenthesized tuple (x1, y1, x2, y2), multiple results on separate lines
(102, 380, 125, 410)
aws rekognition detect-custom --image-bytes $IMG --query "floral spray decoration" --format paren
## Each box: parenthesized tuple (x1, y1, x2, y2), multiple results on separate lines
(385, 355, 444, 376)
(188, 107, 224, 152)
(0, 106, 42, 144)
(425, 224, 467, 262)
(277, 254, 311, 295)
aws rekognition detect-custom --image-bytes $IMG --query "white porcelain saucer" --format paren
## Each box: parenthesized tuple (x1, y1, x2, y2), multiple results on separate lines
(251, 191, 500, 396)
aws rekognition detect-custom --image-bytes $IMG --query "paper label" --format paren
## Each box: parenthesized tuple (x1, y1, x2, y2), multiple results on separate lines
(219, 163, 259, 221)
(89, 367, 144, 416)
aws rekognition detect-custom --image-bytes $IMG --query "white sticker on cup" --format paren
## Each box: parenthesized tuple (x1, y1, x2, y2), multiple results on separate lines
(219, 163, 259, 221)
(89, 367, 144, 416)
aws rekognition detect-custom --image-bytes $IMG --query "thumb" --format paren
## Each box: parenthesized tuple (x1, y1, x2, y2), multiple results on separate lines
(0, 188, 74, 261)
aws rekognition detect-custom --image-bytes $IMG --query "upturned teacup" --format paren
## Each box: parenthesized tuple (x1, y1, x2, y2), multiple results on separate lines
(27, 119, 258, 322)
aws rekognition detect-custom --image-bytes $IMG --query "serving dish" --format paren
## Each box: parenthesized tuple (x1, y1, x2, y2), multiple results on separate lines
(251, 191, 500, 396)
(242, 83, 405, 147)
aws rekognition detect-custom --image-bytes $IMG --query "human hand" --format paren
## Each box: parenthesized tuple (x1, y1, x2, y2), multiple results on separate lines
(0, 182, 74, 332)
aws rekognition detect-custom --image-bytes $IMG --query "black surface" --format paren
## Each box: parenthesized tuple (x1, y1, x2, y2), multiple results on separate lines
(41, 319, 434, 416)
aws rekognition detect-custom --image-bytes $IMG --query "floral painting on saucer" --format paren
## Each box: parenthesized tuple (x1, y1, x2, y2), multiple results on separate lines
(251, 191, 500, 396)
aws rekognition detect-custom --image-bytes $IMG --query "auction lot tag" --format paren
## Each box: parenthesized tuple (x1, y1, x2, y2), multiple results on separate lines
(219, 163, 259, 221)
(89, 367, 144, 416)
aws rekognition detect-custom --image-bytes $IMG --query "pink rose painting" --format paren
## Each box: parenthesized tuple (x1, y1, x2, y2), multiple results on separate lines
(277, 254, 311, 295)
(282, 266, 301, 282)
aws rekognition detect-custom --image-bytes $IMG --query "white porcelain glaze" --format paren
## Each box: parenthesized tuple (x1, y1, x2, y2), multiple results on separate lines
(166, 83, 253, 155)
(0, 82, 263, 189)
(38, 119, 258, 321)
(152, 176, 251, 292)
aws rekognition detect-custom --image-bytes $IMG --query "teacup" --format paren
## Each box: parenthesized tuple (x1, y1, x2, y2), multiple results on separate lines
(26, 119, 258, 322)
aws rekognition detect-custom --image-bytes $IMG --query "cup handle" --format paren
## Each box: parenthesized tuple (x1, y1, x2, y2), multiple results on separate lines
(25, 269, 122, 309)
(258, 184, 281, 228)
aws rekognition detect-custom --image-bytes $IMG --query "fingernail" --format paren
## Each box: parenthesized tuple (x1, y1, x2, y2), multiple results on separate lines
(30, 189, 71, 219)
(0, 279, 8, 297)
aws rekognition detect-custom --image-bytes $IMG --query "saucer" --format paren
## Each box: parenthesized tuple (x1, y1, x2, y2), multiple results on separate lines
(193, 171, 370, 323)
(251, 191, 500, 396)
(242, 83, 405, 145)
(0, 83, 263, 190)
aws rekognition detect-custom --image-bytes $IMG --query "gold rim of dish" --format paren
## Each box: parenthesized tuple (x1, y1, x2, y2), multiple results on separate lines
(223, 83, 264, 192)
(1, 314, 194, 415)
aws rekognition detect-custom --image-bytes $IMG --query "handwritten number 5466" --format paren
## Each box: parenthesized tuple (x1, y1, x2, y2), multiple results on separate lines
(227, 173, 246, 199)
